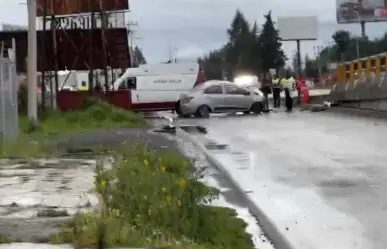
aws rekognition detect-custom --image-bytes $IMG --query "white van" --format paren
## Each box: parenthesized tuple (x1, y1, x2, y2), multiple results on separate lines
(112, 62, 205, 111)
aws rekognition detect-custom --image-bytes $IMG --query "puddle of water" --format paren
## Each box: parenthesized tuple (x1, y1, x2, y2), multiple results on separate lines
(0, 158, 98, 219)
(180, 125, 207, 134)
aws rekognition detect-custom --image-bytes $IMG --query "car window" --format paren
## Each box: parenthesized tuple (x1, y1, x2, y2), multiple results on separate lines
(225, 84, 250, 95)
(127, 77, 137, 89)
(204, 85, 223, 94)
(118, 81, 128, 89)
(118, 77, 137, 90)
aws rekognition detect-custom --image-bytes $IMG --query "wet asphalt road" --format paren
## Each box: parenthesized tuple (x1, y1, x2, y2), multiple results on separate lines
(175, 109, 387, 249)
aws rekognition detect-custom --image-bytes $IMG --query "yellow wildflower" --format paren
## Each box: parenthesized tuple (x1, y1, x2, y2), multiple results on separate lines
(100, 180, 107, 189)
(112, 209, 120, 217)
(143, 159, 149, 167)
(161, 165, 166, 172)
(179, 179, 186, 186)
(162, 187, 167, 193)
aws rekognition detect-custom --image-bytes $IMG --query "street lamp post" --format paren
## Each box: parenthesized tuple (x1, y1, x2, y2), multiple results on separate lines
(27, 0, 38, 123)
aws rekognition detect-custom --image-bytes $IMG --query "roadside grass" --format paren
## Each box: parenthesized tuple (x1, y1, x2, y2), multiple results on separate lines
(0, 99, 148, 157)
(50, 145, 255, 249)
(0, 234, 18, 244)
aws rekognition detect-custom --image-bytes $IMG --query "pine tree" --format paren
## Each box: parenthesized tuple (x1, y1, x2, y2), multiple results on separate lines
(198, 49, 225, 80)
(250, 21, 262, 74)
(258, 11, 286, 72)
(132, 47, 147, 67)
(200, 10, 263, 79)
(225, 9, 252, 77)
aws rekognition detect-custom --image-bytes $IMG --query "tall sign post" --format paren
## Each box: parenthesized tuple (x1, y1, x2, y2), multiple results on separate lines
(278, 16, 318, 77)
(27, 0, 38, 123)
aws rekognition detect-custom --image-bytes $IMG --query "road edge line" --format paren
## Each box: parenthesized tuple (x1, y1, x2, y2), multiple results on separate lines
(177, 127, 295, 249)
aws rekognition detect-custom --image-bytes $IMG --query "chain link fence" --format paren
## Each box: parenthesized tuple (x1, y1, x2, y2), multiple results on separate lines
(0, 57, 18, 145)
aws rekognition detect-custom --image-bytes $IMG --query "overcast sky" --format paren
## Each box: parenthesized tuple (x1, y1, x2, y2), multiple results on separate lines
(1, 0, 386, 64)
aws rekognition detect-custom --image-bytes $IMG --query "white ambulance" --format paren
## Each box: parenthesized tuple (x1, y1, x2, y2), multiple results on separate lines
(112, 62, 205, 111)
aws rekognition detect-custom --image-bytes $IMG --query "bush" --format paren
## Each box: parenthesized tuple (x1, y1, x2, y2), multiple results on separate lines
(1, 99, 147, 157)
(51, 145, 255, 249)
(31, 100, 148, 135)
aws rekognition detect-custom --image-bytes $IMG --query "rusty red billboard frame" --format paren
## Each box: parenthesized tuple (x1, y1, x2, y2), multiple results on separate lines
(0, 28, 131, 73)
(37, 0, 129, 16)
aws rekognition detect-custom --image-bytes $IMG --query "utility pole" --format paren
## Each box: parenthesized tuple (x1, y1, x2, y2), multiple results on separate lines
(126, 21, 139, 66)
(127, 21, 138, 43)
(27, 0, 38, 123)
(173, 47, 178, 63)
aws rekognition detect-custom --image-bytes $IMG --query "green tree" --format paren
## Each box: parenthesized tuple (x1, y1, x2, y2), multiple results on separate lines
(291, 52, 298, 74)
(303, 54, 319, 78)
(132, 47, 147, 67)
(332, 30, 351, 61)
(249, 21, 262, 74)
(224, 9, 254, 77)
(258, 11, 286, 72)
(198, 49, 225, 80)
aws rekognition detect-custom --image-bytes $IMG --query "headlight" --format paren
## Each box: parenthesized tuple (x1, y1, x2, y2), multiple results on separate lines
(234, 75, 255, 86)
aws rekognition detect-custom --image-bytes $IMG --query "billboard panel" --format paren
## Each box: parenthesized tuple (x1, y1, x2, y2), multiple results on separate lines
(0, 29, 131, 73)
(36, 0, 129, 16)
(37, 11, 125, 30)
(277, 16, 318, 41)
(336, 0, 387, 23)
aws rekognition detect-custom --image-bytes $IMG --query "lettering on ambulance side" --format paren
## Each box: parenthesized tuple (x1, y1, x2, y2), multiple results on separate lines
(154, 79, 182, 83)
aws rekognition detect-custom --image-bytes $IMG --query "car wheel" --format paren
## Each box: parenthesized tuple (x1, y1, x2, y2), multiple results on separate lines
(250, 102, 262, 114)
(196, 105, 210, 118)
(175, 101, 182, 115)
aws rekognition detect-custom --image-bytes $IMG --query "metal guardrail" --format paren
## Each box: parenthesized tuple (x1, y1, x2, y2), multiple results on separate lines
(0, 57, 18, 145)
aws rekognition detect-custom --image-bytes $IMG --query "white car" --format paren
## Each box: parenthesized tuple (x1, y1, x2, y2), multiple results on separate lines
(179, 80, 264, 118)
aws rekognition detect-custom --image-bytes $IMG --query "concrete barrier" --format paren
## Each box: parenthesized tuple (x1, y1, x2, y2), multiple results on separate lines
(328, 76, 387, 111)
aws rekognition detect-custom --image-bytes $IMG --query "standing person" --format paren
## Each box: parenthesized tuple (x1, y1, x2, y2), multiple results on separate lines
(288, 74, 296, 95)
(272, 76, 282, 108)
(283, 73, 293, 112)
(260, 74, 272, 111)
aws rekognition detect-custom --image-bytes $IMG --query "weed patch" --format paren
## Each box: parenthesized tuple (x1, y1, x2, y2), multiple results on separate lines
(0, 100, 147, 157)
(51, 145, 255, 249)
(0, 234, 18, 244)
